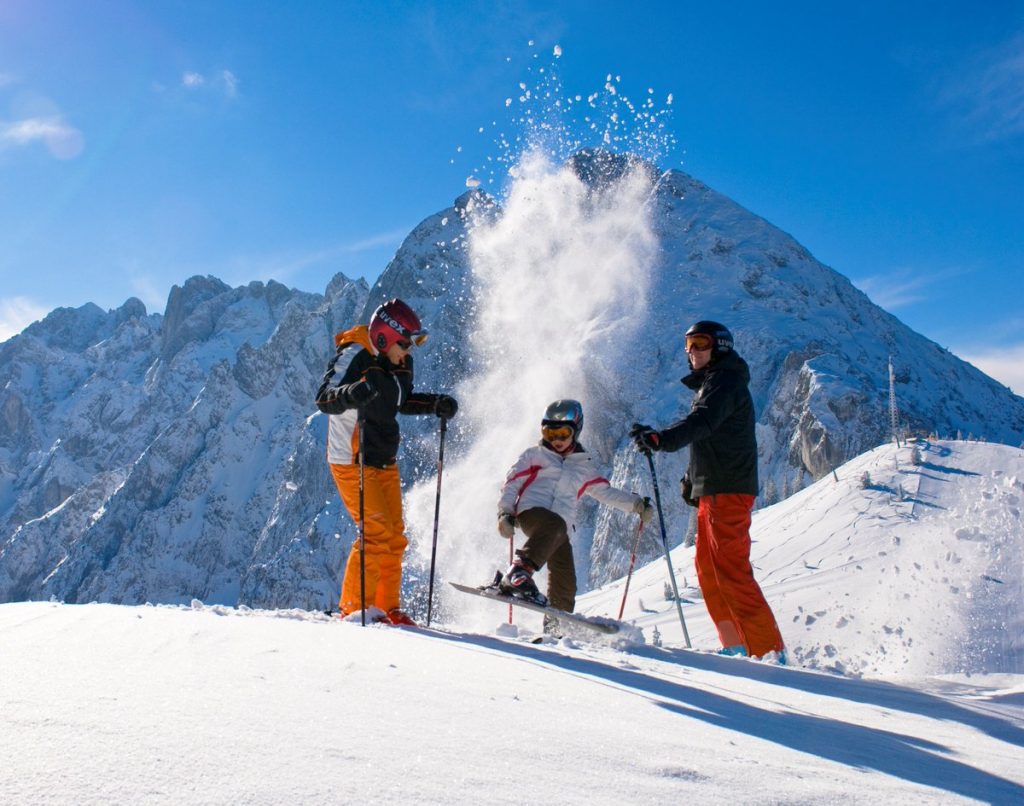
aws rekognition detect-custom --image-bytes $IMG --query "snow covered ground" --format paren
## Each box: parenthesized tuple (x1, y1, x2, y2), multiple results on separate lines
(2, 440, 1022, 804)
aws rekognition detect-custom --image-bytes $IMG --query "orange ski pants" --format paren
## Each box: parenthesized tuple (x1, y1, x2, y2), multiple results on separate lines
(330, 462, 408, 615)
(695, 493, 784, 657)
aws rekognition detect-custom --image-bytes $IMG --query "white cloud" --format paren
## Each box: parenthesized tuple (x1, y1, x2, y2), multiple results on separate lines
(341, 227, 411, 254)
(853, 264, 969, 313)
(221, 70, 238, 98)
(181, 69, 239, 99)
(263, 229, 409, 278)
(0, 297, 48, 342)
(957, 343, 1024, 396)
(939, 31, 1024, 143)
(853, 270, 933, 310)
(0, 115, 85, 159)
(209, 229, 411, 288)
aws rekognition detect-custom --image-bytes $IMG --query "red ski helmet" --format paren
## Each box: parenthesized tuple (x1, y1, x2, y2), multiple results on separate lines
(368, 299, 428, 352)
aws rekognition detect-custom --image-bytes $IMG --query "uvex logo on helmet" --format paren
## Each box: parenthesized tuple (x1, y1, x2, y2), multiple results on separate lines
(369, 299, 428, 352)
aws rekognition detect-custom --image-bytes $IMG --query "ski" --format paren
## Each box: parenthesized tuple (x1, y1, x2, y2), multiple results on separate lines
(449, 581, 620, 635)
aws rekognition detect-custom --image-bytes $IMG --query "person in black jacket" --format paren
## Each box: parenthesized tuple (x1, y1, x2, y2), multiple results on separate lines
(631, 320, 785, 660)
(315, 298, 457, 624)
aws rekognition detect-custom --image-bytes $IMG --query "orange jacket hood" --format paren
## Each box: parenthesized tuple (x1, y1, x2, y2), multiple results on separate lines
(335, 324, 375, 353)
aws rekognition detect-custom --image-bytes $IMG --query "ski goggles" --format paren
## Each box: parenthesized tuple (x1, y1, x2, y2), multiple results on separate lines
(395, 333, 428, 350)
(542, 424, 575, 442)
(685, 332, 715, 352)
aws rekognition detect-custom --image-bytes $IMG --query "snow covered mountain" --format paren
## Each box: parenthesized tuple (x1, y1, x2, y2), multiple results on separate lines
(1, 150, 1021, 611)
(592, 438, 1023, 677)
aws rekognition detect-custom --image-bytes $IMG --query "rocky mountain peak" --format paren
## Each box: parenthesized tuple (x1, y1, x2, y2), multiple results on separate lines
(1, 154, 1021, 611)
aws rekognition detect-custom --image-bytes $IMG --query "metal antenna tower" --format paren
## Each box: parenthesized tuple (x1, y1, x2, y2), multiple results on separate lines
(888, 355, 900, 446)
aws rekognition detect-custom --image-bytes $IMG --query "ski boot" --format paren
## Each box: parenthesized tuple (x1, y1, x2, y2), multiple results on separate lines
(387, 608, 416, 626)
(499, 559, 548, 607)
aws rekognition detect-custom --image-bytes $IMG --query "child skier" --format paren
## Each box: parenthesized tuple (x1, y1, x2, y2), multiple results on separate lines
(494, 399, 653, 614)
(315, 298, 457, 624)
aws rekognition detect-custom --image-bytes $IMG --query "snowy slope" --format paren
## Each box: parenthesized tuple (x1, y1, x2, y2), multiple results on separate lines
(6, 440, 1021, 805)
(579, 439, 1023, 679)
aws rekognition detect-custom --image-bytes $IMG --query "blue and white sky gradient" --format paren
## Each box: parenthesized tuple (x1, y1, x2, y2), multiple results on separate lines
(1, 1, 1022, 392)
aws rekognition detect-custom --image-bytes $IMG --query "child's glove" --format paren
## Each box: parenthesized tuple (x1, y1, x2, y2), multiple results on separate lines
(497, 513, 516, 539)
(633, 496, 655, 524)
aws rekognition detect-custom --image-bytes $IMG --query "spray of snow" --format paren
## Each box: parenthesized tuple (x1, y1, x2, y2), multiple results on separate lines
(458, 43, 677, 191)
(406, 150, 658, 625)
(407, 48, 678, 625)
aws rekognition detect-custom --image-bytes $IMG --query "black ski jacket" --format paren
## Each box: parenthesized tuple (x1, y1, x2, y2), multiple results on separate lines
(315, 325, 439, 468)
(657, 350, 759, 498)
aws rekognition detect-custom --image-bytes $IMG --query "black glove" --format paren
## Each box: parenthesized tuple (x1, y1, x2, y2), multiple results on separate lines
(320, 387, 342, 406)
(681, 474, 698, 507)
(630, 422, 661, 452)
(433, 394, 458, 419)
(345, 379, 379, 408)
(316, 386, 345, 414)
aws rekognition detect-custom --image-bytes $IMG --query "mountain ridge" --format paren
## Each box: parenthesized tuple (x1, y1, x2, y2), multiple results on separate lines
(1, 152, 1021, 609)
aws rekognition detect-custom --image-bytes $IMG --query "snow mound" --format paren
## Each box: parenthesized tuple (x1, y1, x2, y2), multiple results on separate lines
(578, 439, 1024, 679)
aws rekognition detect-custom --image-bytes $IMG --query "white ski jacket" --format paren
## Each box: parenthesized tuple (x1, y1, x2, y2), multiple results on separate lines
(497, 442, 641, 532)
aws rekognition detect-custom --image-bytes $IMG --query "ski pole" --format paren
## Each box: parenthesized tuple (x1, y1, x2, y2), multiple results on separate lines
(357, 408, 367, 627)
(508, 534, 514, 625)
(618, 519, 646, 620)
(425, 416, 448, 627)
(644, 449, 691, 647)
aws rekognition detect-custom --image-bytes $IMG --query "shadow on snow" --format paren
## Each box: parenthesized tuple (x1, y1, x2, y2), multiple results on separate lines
(409, 626, 1024, 804)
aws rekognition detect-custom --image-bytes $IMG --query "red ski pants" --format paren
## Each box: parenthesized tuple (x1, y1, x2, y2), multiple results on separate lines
(695, 493, 784, 657)
(330, 463, 408, 615)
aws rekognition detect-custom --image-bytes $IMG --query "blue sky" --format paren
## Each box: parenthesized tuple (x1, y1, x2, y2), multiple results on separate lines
(1, 1, 1022, 392)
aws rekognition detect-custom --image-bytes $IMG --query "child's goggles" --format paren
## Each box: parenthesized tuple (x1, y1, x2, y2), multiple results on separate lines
(685, 332, 715, 351)
(542, 424, 575, 442)
(395, 333, 429, 350)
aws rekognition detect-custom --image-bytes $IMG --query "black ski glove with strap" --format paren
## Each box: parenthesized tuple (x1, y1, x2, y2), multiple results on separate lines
(344, 379, 379, 408)
(630, 422, 661, 452)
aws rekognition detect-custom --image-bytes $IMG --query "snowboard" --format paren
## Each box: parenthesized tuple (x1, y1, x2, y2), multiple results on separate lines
(449, 581, 620, 635)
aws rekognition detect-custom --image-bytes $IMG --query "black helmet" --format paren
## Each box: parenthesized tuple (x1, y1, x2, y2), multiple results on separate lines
(685, 320, 733, 356)
(542, 399, 584, 435)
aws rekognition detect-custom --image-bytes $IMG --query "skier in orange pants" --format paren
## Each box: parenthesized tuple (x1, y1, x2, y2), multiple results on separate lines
(632, 320, 785, 660)
(315, 299, 457, 624)
(694, 493, 782, 657)
(330, 463, 407, 616)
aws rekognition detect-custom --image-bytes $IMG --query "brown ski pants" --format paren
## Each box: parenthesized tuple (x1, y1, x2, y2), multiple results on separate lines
(515, 507, 577, 612)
